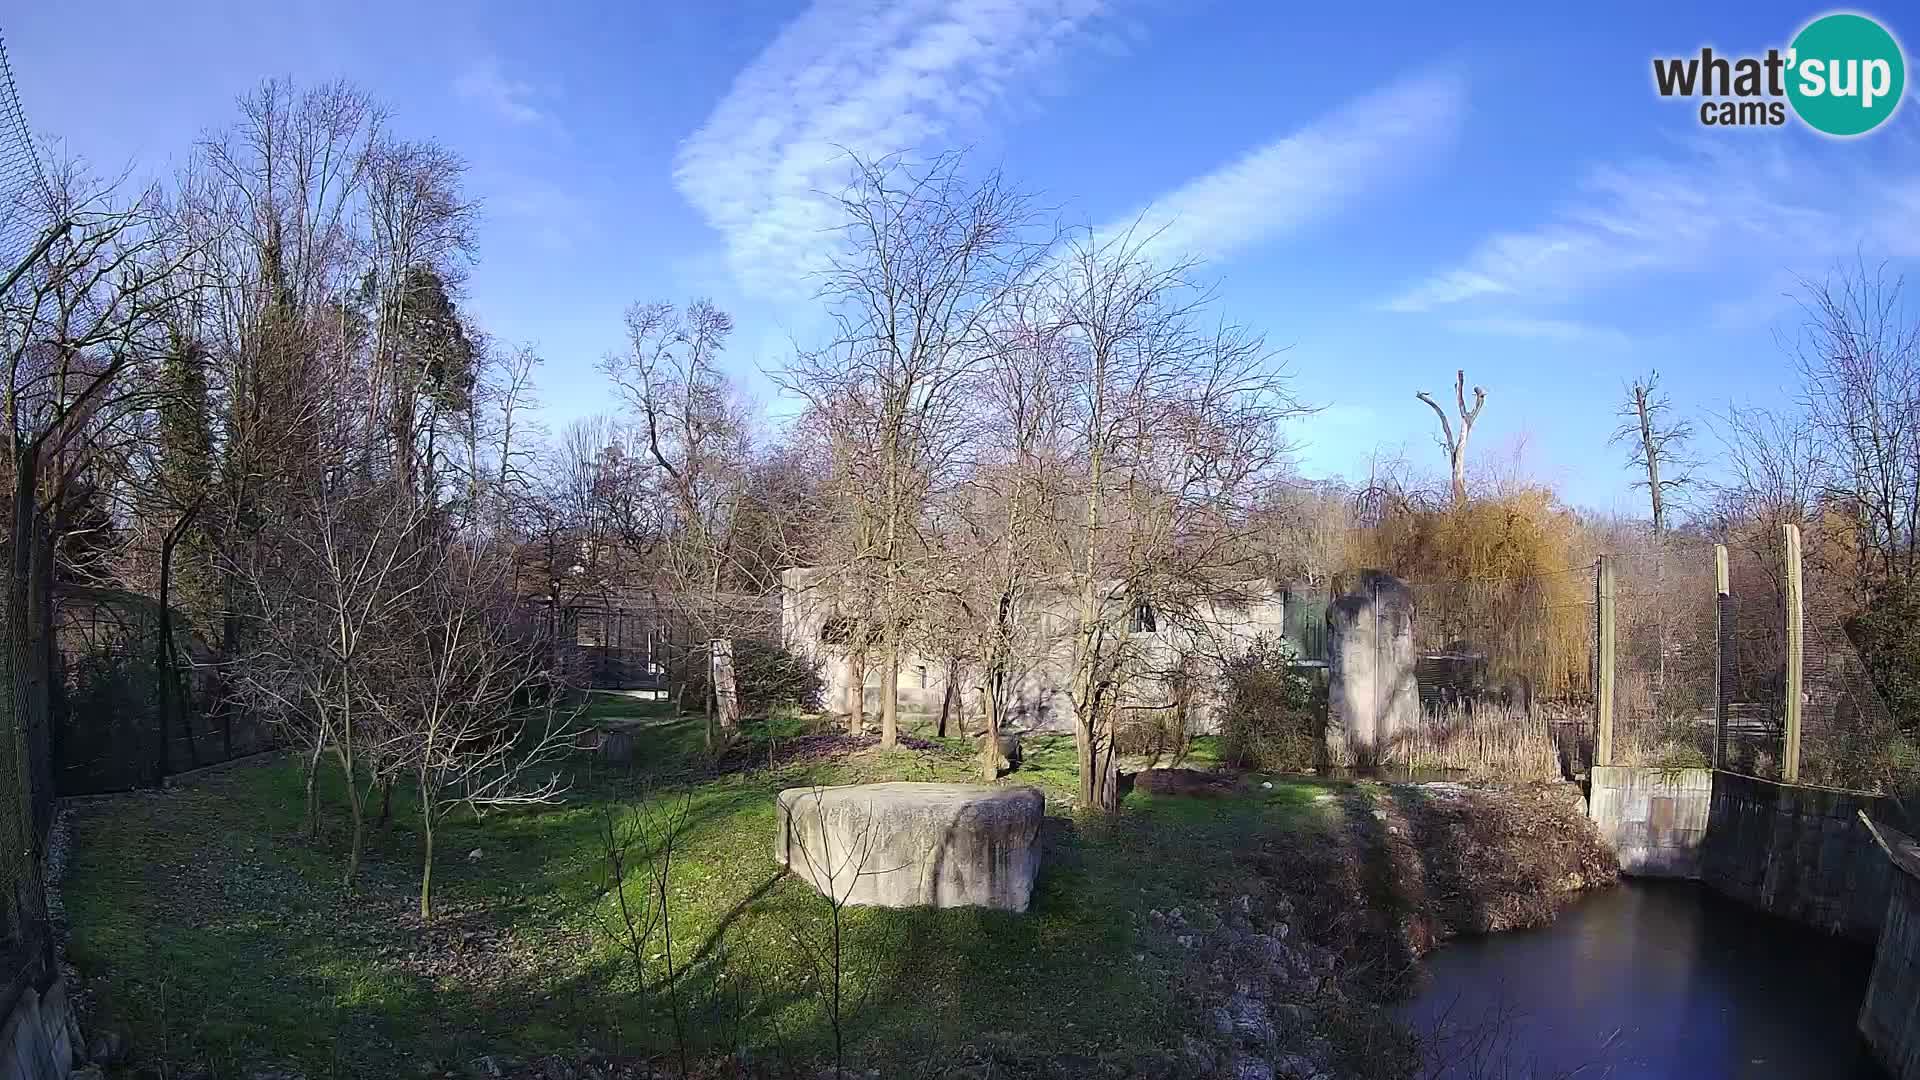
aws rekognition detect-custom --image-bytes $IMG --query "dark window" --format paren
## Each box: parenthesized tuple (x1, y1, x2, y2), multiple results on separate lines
(1130, 601, 1157, 634)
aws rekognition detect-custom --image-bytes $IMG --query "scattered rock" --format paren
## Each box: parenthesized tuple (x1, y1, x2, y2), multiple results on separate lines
(86, 1025, 130, 1065)
(1209, 1006, 1234, 1036)
(1232, 1058, 1275, 1080)
(466, 848, 484, 863)
(1274, 1053, 1330, 1079)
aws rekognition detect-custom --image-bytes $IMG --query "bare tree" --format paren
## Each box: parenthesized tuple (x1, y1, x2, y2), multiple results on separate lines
(781, 151, 1048, 749)
(602, 299, 767, 748)
(1791, 265, 1920, 589)
(4, 161, 193, 836)
(1047, 226, 1304, 811)
(599, 786, 694, 1077)
(1611, 370, 1695, 533)
(372, 543, 575, 919)
(1416, 369, 1486, 506)
(229, 464, 434, 886)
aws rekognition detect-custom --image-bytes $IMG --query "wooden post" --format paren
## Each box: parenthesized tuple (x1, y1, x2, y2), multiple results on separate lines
(1714, 544, 1731, 770)
(1595, 555, 1616, 768)
(1782, 523, 1804, 783)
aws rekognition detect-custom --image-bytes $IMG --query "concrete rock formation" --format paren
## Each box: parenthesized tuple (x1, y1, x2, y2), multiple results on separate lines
(1327, 570, 1418, 766)
(775, 782, 1044, 911)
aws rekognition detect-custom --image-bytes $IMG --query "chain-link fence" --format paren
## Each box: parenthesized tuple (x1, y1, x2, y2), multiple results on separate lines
(1378, 529, 1908, 791)
(1392, 563, 1595, 780)
(0, 27, 60, 1014)
(1591, 525, 1901, 792)
(55, 585, 276, 793)
(1607, 543, 1720, 769)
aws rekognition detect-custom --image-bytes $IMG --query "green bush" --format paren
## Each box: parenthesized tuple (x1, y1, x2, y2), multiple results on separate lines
(1850, 577, 1920, 735)
(1219, 635, 1323, 771)
(674, 636, 824, 718)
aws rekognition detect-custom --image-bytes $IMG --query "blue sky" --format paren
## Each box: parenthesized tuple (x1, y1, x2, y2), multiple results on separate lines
(10, 1, 1920, 514)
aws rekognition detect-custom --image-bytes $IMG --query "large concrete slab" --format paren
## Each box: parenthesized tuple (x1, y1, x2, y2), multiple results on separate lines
(775, 782, 1044, 911)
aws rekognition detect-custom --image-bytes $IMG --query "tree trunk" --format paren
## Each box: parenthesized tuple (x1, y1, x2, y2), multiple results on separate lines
(28, 494, 58, 834)
(157, 509, 204, 778)
(304, 741, 323, 839)
(419, 802, 435, 920)
(157, 531, 175, 784)
(880, 643, 900, 749)
(981, 686, 1001, 782)
(846, 647, 866, 736)
(936, 659, 957, 738)
(344, 777, 366, 889)
(710, 637, 741, 737)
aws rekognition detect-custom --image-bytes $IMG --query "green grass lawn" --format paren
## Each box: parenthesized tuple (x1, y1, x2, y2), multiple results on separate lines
(63, 703, 1326, 1077)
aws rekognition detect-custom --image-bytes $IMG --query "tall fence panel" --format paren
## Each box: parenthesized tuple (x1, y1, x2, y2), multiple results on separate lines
(0, 27, 57, 1019)
(1606, 542, 1721, 768)
(1392, 563, 1594, 780)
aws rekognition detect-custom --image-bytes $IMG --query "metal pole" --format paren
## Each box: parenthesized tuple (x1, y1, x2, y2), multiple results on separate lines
(1595, 555, 1616, 768)
(1782, 523, 1804, 783)
(1714, 544, 1730, 770)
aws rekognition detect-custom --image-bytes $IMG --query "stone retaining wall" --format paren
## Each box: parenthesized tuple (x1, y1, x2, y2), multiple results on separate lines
(0, 977, 75, 1080)
(1587, 766, 1711, 878)
(1860, 825, 1920, 1080)
(1588, 766, 1900, 941)
(1698, 771, 1897, 941)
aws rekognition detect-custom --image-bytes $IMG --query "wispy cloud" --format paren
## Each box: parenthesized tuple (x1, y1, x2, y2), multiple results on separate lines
(674, 0, 1116, 294)
(1094, 69, 1467, 264)
(1386, 134, 1920, 313)
(1445, 314, 1631, 348)
(454, 58, 550, 127)
(485, 175, 592, 253)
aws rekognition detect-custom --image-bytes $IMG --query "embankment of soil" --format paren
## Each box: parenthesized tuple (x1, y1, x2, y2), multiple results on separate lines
(1163, 780, 1618, 1080)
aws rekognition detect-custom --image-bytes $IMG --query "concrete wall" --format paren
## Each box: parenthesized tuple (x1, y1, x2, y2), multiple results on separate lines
(0, 977, 75, 1080)
(778, 568, 1291, 733)
(1587, 766, 1712, 878)
(1860, 840, 1920, 1080)
(1698, 771, 1897, 941)
(1588, 767, 1900, 941)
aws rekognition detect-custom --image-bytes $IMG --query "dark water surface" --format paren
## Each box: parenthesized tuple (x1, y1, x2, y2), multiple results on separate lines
(1404, 879, 1888, 1079)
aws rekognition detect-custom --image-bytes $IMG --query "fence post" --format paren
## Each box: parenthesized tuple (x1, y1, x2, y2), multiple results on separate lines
(1782, 523, 1804, 783)
(1714, 544, 1730, 770)
(1595, 555, 1616, 768)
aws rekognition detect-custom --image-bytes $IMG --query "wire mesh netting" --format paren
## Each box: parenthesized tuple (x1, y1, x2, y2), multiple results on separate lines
(1717, 522, 1902, 790)
(0, 27, 57, 1005)
(1394, 563, 1595, 780)
(1609, 543, 1720, 769)
(1383, 531, 1908, 791)
(0, 32, 50, 274)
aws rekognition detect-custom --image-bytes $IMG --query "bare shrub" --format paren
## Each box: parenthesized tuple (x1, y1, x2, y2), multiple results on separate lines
(1219, 635, 1323, 771)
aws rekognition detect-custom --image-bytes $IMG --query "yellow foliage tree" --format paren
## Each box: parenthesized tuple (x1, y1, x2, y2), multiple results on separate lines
(1348, 487, 1593, 697)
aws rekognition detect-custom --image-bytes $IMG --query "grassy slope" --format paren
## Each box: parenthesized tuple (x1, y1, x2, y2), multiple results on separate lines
(63, 703, 1322, 1077)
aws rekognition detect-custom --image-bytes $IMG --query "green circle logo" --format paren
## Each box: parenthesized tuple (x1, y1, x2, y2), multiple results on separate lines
(1787, 13, 1906, 136)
